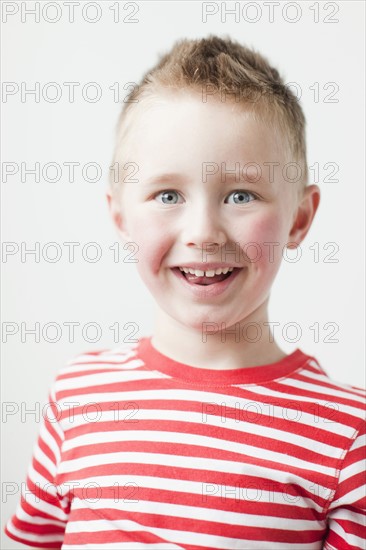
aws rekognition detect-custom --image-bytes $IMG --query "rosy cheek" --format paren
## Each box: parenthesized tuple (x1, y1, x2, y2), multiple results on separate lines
(237, 214, 285, 265)
(131, 224, 171, 273)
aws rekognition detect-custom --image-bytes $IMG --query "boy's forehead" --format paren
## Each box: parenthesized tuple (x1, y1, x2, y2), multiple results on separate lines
(132, 90, 263, 128)
(124, 94, 287, 164)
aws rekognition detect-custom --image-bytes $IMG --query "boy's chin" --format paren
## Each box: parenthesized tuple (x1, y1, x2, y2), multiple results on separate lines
(167, 309, 243, 333)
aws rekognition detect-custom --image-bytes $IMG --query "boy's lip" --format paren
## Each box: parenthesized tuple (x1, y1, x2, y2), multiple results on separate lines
(170, 266, 244, 297)
(171, 262, 242, 270)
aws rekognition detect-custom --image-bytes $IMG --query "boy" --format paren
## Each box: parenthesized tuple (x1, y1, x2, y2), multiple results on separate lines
(4, 35, 366, 549)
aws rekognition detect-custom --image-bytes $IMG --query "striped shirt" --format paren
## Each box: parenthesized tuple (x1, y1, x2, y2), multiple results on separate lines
(4, 336, 366, 549)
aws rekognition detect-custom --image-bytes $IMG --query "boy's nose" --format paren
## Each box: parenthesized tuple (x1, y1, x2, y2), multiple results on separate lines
(181, 205, 227, 249)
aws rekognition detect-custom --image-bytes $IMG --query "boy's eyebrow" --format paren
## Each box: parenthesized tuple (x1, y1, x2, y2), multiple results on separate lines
(143, 173, 185, 186)
(143, 170, 266, 186)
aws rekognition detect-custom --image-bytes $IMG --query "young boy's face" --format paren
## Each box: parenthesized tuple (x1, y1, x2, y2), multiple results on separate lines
(108, 91, 319, 332)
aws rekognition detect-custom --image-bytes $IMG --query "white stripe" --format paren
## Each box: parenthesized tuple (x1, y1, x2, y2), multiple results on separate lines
(28, 462, 57, 496)
(18, 484, 68, 521)
(57, 447, 333, 502)
(9, 504, 66, 527)
(62, 545, 184, 550)
(275, 377, 366, 406)
(336, 484, 366, 504)
(350, 434, 366, 450)
(247, 386, 363, 423)
(62, 358, 145, 374)
(55, 369, 167, 390)
(55, 472, 325, 512)
(66, 348, 138, 366)
(329, 518, 366, 547)
(340, 458, 366, 482)
(42, 398, 65, 441)
(5, 521, 64, 544)
(300, 371, 366, 399)
(328, 507, 366, 525)
(61, 544, 321, 550)
(69, 499, 324, 532)
(30, 447, 58, 481)
(62, 363, 134, 374)
(64, 517, 322, 549)
(36, 420, 61, 467)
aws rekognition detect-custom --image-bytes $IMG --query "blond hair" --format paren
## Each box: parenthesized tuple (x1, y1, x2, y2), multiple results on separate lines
(109, 34, 308, 199)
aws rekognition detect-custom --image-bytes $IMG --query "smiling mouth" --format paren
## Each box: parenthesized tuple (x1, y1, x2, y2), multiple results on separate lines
(172, 267, 240, 286)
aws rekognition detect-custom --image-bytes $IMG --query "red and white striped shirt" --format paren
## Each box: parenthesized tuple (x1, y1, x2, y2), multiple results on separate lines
(4, 336, 366, 549)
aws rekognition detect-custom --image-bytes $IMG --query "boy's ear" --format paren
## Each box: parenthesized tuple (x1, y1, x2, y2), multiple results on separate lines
(106, 192, 130, 243)
(287, 184, 321, 248)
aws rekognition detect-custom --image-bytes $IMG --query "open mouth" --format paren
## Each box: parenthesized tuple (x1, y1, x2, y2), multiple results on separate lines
(172, 267, 240, 286)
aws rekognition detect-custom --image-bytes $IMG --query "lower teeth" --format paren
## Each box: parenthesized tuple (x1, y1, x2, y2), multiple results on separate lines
(183, 271, 232, 285)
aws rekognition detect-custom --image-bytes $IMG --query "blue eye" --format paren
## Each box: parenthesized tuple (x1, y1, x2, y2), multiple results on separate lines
(155, 190, 182, 205)
(226, 190, 256, 205)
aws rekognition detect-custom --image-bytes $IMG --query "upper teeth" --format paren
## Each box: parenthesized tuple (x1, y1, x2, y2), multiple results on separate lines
(178, 267, 234, 277)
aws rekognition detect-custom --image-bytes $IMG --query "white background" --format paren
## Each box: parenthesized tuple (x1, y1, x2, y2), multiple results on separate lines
(1, 1, 365, 548)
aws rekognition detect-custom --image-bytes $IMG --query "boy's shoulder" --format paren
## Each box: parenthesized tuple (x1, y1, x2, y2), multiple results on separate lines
(67, 340, 141, 364)
(307, 353, 366, 398)
(286, 353, 366, 436)
(49, 340, 143, 389)
(60, 339, 143, 375)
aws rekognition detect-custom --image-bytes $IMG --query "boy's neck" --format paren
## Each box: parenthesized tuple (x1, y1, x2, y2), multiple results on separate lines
(150, 304, 287, 371)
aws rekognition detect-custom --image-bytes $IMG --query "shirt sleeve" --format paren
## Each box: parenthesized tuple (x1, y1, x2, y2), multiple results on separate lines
(323, 420, 366, 550)
(4, 385, 69, 548)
